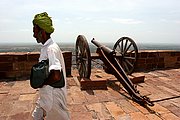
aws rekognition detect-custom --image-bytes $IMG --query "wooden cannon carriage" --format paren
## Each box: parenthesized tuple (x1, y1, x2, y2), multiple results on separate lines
(75, 35, 138, 78)
(75, 35, 154, 106)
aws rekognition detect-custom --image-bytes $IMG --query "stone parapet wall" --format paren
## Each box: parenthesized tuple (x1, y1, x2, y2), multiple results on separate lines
(135, 50, 180, 72)
(0, 51, 72, 80)
(0, 50, 180, 79)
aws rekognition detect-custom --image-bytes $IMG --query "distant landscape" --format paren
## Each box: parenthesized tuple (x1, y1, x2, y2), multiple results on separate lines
(0, 42, 180, 53)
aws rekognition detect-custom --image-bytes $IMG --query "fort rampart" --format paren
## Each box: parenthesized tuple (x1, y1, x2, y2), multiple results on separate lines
(0, 51, 72, 80)
(135, 50, 180, 72)
(0, 50, 180, 79)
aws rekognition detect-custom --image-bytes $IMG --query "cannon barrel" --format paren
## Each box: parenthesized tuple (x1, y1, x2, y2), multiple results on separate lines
(91, 38, 115, 55)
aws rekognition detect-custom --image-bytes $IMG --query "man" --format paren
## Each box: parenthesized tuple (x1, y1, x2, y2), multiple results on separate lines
(32, 12, 70, 120)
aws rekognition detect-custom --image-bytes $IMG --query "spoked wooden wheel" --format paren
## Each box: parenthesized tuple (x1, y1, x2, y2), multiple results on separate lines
(113, 37, 138, 75)
(75, 35, 91, 79)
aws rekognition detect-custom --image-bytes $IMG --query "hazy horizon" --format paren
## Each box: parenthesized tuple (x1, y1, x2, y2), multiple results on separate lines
(1, 42, 180, 53)
(0, 40, 180, 45)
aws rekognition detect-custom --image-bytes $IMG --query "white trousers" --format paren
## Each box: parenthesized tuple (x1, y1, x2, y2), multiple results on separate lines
(32, 87, 70, 120)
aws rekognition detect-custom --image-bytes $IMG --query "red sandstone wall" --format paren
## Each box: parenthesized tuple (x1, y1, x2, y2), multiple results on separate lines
(135, 50, 180, 72)
(0, 50, 180, 79)
(0, 51, 72, 80)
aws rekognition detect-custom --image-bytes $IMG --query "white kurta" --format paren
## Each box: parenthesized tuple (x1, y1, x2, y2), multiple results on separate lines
(33, 38, 70, 120)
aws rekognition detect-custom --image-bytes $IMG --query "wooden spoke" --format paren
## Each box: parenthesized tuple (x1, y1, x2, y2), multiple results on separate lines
(113, 37, 138, 75)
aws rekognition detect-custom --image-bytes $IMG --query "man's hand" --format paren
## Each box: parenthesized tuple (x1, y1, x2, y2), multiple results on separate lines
(44, 70, 62, 85)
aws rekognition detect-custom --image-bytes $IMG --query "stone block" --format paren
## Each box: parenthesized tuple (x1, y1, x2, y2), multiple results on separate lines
(83, 91, 99, 104)
(177, 57, 180, 61)
(80, 77, 107, 90)
(13, 54, 27, 62)
(145, 114, 162, 120)
(170, 51, 180, 56)
(27, 52, 39, 61)
(130, 112, 149, 120)
(63, 51, 72, 76)
(118, 99, 139, 113)
(137, 58, 146, 64)
(13, 62, 25, 71)
(164, 57, 177, 67)
(157, 63, 165, 69)
(70, 111, 92, 120)
(146, 64, 153, 70)
(86, 103, 112, 119)
(104, 102, 126, 120)
(9, 112, 31, 120)
(146, 58, 155, 64)
(0, 72, 7, 79)
(0, 62, 13, 71)
(19, 94, 37, 101)
(4, 71, 22, 79)
(0, 55, 13, 62)
(161, 112, 180, 120)
(140, 52, 148, 58)
(148, 52, 157, 57)
(70, 90, 87, 104)
(25, 61, 38, 70)
(151, 103, 170, 114)
(69, 104, 88, 112)
(128, 73, 145, 84)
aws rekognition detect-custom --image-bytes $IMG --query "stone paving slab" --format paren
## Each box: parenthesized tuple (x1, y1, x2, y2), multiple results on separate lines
(0, 68, 180, 120)
(0, 80, 37, 120)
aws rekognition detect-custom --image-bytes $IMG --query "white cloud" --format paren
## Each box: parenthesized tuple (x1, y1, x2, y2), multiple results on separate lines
(94, 20, 108, 23)
(64, 18, 73, 24)
(174, 20, 180, 24)
(0, 0, 180, 43)
(112, 18, 143, 24)
(160, 19, 180, 24)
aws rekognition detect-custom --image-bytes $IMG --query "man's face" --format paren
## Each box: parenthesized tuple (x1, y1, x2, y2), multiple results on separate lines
(33, 25, 43, 43)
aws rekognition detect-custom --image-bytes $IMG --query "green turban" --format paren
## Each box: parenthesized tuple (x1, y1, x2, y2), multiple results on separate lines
(33, 12, 54, 33)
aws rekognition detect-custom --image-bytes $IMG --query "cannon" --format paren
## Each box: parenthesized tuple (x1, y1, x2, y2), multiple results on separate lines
(75, 35, 154, 106)
(75, 35, 138, 78)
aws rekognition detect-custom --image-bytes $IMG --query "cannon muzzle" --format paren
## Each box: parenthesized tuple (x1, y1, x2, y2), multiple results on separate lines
(91, 38, 115, 55)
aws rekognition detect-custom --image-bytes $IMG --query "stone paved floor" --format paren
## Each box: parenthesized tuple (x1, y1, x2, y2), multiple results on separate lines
(0, 68, 180, 120)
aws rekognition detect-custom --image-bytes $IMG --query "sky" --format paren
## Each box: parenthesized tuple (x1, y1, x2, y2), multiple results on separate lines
(0, 0, 180, 44)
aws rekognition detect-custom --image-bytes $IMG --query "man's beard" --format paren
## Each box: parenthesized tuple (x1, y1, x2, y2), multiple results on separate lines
(36, 31, 44, 43)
